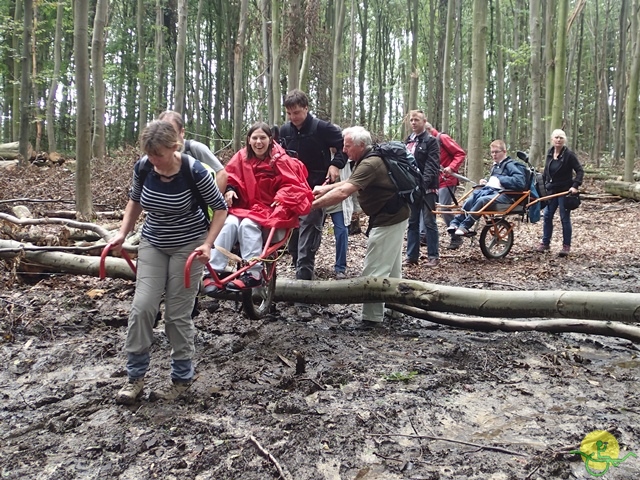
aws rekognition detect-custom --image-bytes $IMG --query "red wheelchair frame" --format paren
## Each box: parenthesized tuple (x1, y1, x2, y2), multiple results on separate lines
(99, 227, 291, 320)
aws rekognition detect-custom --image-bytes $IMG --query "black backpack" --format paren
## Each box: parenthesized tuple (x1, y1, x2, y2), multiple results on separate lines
(137, 153, 214, 223)
(370, 141, 423, 209)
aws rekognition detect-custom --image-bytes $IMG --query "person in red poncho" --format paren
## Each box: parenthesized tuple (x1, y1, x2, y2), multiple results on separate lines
(204, 122, 314, 293)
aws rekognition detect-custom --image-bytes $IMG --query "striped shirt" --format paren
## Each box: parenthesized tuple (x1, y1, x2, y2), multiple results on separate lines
(130, 157, 227, 249)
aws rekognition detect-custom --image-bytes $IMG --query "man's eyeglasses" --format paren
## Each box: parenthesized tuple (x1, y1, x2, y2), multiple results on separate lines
(490, 150, 503, 154)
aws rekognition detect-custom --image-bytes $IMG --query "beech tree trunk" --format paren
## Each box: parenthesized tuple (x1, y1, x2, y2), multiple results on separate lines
(74, 0, 93, 220)
(466, 0, 487, 184)
(604, 180, 640, 200)
(45, 2, 63, 154)
(3, 238, 639, 326)
(19, 0, 33, 166)
(232, 0, 249, 151)
(92, 0, 109, 160)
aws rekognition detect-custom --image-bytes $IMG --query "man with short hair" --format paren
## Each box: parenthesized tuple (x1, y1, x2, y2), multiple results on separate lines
(425, 122, 466, 250)
(311, 126, 410, 326)
(278, 90, 347, 281)
(447, 140, 526, 236)
(404, 110, 440, 268)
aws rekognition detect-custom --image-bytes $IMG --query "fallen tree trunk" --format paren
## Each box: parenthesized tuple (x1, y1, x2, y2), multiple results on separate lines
(2, 242, 640, 325)
(604, 180, 640, 200)
(388, 304, 640, 344)
(273, 277, 640, 323)
(0, 141, 32, 160)
(0, 239, 135, 280)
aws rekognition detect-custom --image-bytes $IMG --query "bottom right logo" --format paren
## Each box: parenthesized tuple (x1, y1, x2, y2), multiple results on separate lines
(570, 430, 637, 477)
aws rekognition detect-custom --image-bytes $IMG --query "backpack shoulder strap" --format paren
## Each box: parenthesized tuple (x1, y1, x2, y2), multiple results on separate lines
(183, 139, 191, 154)
(180, 154, 211, 222)
(137, 156, 153, 189)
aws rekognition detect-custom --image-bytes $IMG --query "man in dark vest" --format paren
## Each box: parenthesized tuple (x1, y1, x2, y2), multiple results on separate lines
(278, 90, 347, 282)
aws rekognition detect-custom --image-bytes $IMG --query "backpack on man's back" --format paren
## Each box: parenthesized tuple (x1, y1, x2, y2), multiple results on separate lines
(370, 141, 423, 209)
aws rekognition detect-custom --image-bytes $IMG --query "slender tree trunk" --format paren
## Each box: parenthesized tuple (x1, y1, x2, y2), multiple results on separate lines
(455, 0, 463, 145)
(495, 0, 505, 141)
(529, 0, 543, 166)
(19, 0, 33, 165)
(467, 0, 488, 184)
(550, 0, 568, 131)
(625, 0, 640, 182)
(260, 0, 273, 125)
(137, 0, 148, 135)
(330, 0, 346, 122)
(441, 0, 455, 132)
(544, 0, 556, 139)
(174, 0, 187, 114)
(232, 0, 249, 151)
(154, 0, 164, 116)
(46, 2, 64, 154)
(357, 0, 369, 126)
(31, 4, 41, 153)
(74, 0, 92, 219)
(12, 2, 22, 142)
(613, 0, 628, 166)
(271, 0, 282, 124)
(92, 0, 109, 160)
(348, 0, 356, 125)
(572, 11, 584, 153)
(193, 0, 204, 135)
(407, 0, 419, 116)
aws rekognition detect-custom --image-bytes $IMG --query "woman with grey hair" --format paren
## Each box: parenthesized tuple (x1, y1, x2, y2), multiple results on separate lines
(536, 129, 584, 257)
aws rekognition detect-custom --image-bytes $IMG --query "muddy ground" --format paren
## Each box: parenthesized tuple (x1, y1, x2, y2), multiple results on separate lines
(1, 159, 640, 479)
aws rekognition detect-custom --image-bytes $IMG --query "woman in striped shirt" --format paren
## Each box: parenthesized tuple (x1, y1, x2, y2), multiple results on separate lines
(110, 120, 227, 405)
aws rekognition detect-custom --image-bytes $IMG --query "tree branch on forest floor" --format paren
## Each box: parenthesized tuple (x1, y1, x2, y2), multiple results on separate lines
(0, 212, 112, 241)
(387, 303, 640, 344)
(248, 435, 290, 480)
(367, 433, 527, 457)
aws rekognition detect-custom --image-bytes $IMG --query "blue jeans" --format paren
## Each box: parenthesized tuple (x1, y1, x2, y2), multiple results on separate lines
(289, 208, 325, 280)
(330, 211, 348, 273)
(451, 188, 512, 230)
(542, 195, 572, 246)
(406, 192, 439, 261)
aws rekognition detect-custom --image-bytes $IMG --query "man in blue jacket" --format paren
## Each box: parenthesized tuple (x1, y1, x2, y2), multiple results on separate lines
(279, 90, 347, 281)
(447, 140, 526, 236)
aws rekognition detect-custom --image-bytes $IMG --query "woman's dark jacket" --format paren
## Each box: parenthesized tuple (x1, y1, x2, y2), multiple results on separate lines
(543, 146, 584, 193)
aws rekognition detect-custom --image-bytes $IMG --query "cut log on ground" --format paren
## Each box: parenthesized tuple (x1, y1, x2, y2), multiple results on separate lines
(2, 242, 640, 331)
(0, 141, 32, 160)
(604, 180, 640, 200)
(387, 304, 640, 344)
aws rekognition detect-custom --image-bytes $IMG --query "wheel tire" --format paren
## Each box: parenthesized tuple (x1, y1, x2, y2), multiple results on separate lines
(479, 219, 514, 259)
(242, 264, 276, 320)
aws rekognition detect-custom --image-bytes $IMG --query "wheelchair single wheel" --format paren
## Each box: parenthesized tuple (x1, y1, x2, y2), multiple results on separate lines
(242, 263, 276, 320)
(479, 219, 514, 259)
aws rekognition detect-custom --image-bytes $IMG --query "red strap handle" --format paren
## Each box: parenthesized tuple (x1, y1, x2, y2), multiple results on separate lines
(99, 243, 137, 279)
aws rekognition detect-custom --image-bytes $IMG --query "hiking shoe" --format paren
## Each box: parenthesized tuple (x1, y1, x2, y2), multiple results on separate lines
(446, 238, 463, 250)
(558, 245, 570, 257)
(202, 277, 221, 295)
(403, 258, 419, 266)
(115, 378, 144, 405)
(335, 271, 347, 280)
(148, 380, 193, 402)
(536, 243, 550, 253)
(426, 258, 439, 268)
(226, 272, 262, 292)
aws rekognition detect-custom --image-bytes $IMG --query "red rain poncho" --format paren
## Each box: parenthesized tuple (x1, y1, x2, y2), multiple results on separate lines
(224, 142, 314, 228)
